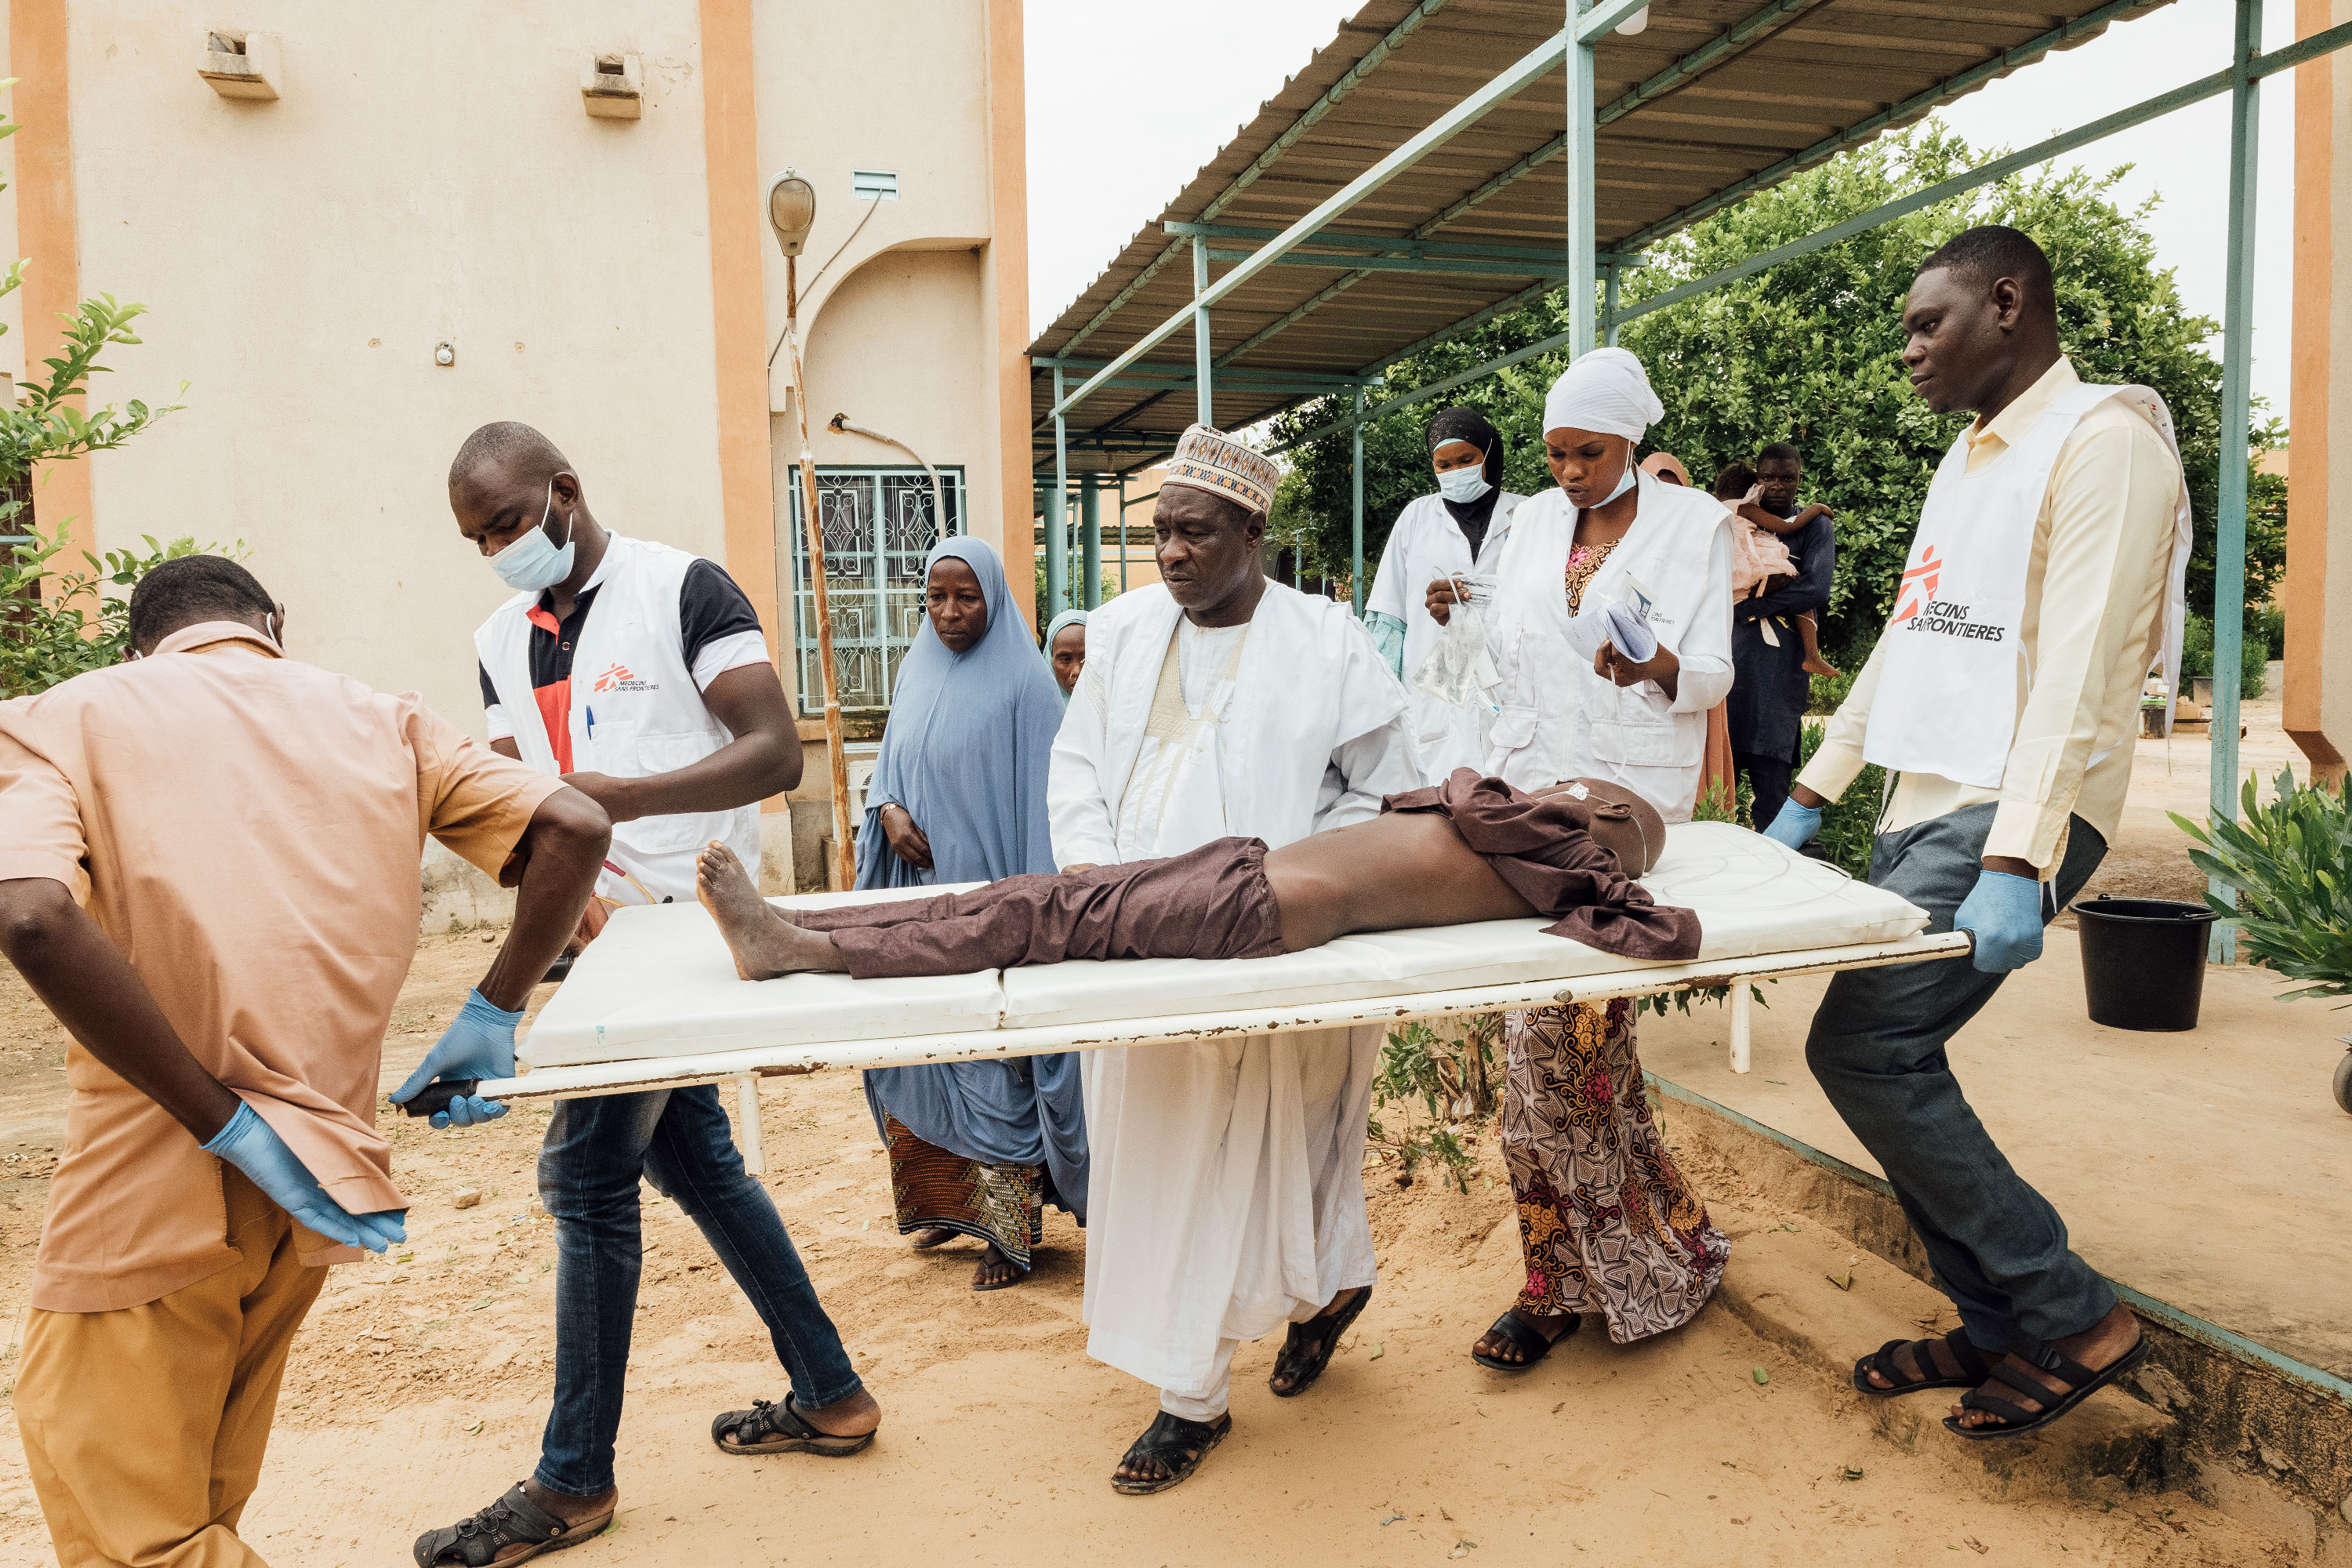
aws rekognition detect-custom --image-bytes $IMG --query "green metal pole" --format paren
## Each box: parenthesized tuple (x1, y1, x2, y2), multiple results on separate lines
(1193, 235, 1214, 426)
(1080, 474, 1102, 610)
(1602, 262, 1621, 347)
(1568, 3, 1598, 358)
(2209, 0, 2261, 964)
(1033, 478, 1048, 620)
(1351, 386, 1367, 615)
(1051, 363, 1070, 615)
(1116, 475, 1128, 593)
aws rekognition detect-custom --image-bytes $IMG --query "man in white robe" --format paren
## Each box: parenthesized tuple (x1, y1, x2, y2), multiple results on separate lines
(1047, 426, 1417, 1494)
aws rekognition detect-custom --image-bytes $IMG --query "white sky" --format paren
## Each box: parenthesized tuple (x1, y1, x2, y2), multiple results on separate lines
(1025, 0, 2298, 419)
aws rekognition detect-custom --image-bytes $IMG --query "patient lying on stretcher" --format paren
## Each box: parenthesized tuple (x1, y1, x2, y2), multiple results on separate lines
(695, 769, 1700, 983)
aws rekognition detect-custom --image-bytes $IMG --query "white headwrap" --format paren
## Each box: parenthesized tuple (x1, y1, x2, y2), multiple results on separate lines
(1541, 347, 1664, 443)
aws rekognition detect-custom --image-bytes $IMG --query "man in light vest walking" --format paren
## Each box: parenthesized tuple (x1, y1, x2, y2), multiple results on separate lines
(406, 423, 880, 1566)
(1763, 227, 2188, 1443)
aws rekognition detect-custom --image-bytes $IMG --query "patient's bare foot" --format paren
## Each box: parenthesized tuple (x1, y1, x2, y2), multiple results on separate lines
(695, 841, 848, 979)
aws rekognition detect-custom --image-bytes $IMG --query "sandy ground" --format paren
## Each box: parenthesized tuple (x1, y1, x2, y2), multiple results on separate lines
(0, 931, 2296, 1566)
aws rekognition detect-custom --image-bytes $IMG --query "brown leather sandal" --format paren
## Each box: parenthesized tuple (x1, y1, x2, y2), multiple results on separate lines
(710, 1394, 876, 1457)
(412, 1483, 611, 1566)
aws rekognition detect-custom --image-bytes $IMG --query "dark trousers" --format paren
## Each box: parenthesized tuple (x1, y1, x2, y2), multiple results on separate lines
(797, 837, 1284, 978)
(1805, 803, 2115, 1351)
(1735, 750, 1794, 833)
(534, 1085, 861, 1497)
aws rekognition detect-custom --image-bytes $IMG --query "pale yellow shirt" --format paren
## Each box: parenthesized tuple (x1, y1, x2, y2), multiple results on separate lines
(1796, 358, 2183, 877)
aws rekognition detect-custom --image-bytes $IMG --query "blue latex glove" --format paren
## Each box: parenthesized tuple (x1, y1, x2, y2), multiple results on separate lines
(389, 989, 521, 1129)
(1760, 797, 1824, 851)
(203, 1102, 407, 1253)
(1954, 869, 2047, 973)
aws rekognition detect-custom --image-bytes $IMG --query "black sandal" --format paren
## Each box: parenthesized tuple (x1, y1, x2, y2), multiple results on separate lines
(972, 1247, 1028, 1293)
(1269, 1286, 1374, 1397)
(1853, 1327, 1991, 1398)
(710, 1394, 876, 1457)
(1110, 1410, 1231, 1495)
(1944, 1334, 2151, 1441)
(412, 1483, 610, 1566)
(1470, 1308, 1579, 1372)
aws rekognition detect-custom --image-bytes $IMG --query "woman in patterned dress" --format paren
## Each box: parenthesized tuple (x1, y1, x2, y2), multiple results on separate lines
(1433, 350, 1734, 1367)
(855, 536, 1087, 1290)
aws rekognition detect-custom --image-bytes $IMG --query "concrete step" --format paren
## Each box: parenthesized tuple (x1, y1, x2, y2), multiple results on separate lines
(1712, 1214, 2176, 1503)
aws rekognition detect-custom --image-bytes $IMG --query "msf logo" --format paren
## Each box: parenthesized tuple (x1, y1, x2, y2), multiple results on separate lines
(591, 663, 655, 695)
(1892, 546, 1941, 624)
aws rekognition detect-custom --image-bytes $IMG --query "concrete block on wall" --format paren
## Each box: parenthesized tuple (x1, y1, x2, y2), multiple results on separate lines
(581, 53, 643, 120)
(199, 31, 281, 100)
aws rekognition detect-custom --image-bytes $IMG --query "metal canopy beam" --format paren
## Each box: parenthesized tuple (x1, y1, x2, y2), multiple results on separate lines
(1207, 0, 1827, 366)
(1616, 0, 2161, 256)
(1053, 0, 1454, 359)
(1271, 14, 2352, 456)
(1167, 220, 1644, 270)
(1206, 247, 1612, 280)
(1050, 26, 1574, 419)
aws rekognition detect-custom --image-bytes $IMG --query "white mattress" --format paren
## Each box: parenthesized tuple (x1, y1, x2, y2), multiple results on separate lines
(522, 822, 1925, 1069)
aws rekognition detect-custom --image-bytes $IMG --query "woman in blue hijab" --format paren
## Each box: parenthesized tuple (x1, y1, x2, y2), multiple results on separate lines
(856, 535, 1086, 1290)
(1044, 606, 1088, 704)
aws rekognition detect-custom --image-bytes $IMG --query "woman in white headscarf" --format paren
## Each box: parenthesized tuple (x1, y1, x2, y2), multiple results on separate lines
(1430, 347, 1733, 1374)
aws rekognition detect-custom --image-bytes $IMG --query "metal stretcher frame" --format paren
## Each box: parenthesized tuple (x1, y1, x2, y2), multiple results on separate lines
(464, 929, 1972, 1175)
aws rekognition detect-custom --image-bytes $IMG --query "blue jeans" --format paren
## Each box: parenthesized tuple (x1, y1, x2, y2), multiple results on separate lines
(533, 1085, 861, 1498)
(1806, 804, 2116, 1353)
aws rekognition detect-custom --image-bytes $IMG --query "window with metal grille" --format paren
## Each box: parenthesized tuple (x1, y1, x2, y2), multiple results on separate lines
(850, 169, 898, 201)
(786, 465, 964, 713)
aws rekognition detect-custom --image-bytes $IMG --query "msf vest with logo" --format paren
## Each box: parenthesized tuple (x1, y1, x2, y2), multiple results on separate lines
(475, 533, 762, 906)
(1863, 381, 2190, 790)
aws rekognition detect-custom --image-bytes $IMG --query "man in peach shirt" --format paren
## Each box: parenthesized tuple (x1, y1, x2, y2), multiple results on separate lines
(0, 556, 610, 1568)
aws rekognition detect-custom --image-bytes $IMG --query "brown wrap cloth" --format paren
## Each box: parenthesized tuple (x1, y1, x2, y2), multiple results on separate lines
(1381, 770, 1702, 961)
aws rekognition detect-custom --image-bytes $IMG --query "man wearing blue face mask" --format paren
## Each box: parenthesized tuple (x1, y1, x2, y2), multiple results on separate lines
(1363, 406, 1528, 782)
(412, 422, 880, 1566)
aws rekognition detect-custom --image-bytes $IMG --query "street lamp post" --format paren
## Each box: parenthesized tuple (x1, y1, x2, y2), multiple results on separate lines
(768, 169, 855, 891)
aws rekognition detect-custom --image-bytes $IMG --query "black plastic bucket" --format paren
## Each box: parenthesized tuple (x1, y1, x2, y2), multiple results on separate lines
(2071, 896, 2220, 1031)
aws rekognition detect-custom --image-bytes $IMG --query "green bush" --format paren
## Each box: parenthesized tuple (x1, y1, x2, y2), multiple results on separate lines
(2172, 769, 2352, 1002)
(0, 89, 188, 697)
(1807, 661, 1862, 717)
(1692, 768, 1753, 828)
(1367, 1015, 1500, 1192)
(2255, 601, 2286, 660)
(0, 528, 234, 697)
(2180, 612, 2270, 702)
(1795, 720, 1882, 882)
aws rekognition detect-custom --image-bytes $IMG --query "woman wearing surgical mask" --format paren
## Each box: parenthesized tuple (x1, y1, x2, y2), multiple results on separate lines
(1429, 351, 1733, 820)
(1429, 350, 1736, 1377)
(1363, 407, 1528, 782)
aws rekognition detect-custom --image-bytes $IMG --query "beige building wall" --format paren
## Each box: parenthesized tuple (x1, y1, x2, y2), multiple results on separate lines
(0, 0, 1028, 897)
(2289, 0, 2352, 783)
(26, 1, 726, 728)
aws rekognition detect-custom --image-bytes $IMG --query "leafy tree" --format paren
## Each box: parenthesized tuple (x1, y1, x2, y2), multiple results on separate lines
(1274, 122, 2284, 666)
(0, 92, 190, 697)
(1, 530, 231, 695)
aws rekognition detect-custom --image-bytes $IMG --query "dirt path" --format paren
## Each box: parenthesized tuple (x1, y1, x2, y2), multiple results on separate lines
(0, 931, 2293, 1565)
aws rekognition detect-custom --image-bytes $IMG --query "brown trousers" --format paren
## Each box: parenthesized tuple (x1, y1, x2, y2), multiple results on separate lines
(17, 1168, 325, 1568)
(797, 837, 1287, 979)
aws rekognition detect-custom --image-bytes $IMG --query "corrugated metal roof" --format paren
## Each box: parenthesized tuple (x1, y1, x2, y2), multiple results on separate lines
(1028, 0, 2172, 474)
